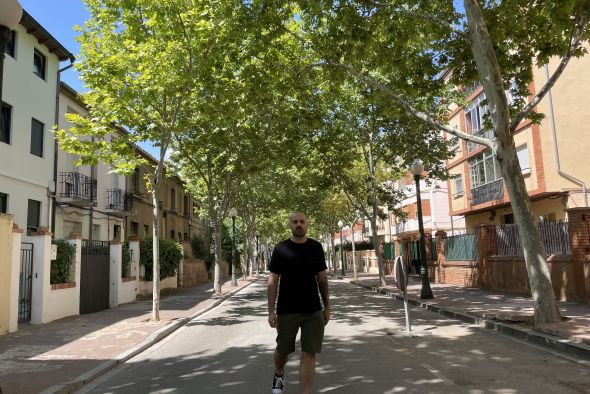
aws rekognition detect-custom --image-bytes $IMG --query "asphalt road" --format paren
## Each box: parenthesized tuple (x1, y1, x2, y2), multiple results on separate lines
(81, 279, 590, 394)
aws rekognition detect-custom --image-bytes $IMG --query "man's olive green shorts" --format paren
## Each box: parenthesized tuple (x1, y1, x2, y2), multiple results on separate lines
(276, 310, 325, 356)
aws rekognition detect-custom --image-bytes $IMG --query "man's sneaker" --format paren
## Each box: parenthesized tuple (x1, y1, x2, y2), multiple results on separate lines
(272, 373, 284, 394)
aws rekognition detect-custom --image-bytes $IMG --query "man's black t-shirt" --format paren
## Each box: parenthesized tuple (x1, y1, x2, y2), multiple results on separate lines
(269, 238, 327, 314)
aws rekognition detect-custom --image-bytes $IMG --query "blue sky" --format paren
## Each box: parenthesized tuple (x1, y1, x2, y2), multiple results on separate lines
(19, 0, 88, 92)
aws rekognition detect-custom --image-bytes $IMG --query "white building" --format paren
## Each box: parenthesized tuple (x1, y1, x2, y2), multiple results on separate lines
(54, 82, 130, 241)
(1, 10, 74, 240)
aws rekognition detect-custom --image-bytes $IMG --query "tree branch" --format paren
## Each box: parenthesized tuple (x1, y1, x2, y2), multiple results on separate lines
(367, 1, 468, 40)
(311, 61, 494, 149)
(510, 13, 589, 131)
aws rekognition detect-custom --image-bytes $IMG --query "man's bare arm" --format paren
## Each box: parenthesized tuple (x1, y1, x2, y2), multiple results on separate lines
(268, 272, 279, 327)
(317, 270, 330, 324)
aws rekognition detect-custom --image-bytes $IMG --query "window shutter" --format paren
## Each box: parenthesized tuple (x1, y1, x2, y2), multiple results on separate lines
(27, 200, 40, 231)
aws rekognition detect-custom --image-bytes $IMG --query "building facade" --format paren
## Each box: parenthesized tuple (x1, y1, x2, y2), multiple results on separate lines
(445, 51, 590, 230)
(1, 11, 74, 240)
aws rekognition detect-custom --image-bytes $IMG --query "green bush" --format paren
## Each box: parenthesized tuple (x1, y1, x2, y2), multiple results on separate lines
(122, 241, 131, 277)
(51, 240, 75, 284)
(140, 237, 182, 281)
(191, 236, 209, 259)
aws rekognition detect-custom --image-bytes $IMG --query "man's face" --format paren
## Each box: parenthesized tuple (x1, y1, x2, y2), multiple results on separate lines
(289, 213, 309, 238)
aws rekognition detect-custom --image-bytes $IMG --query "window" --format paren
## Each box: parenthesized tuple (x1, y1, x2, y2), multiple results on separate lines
(454, 175, 463, 196)
(63, 220, 82, 237)
(0, 193, 7, 213)
(131, 168, 140, 193)
(33, 49, 46, 79)
(113, 225, 121, 240)
(517, 144, 530, 172)
(184, 195, 189, 215)
(1, 102, 11, 144)
(178, 232, 182, 241)
(5, 30, 16, 58)
(170, 188, 176, 209)
(469, 149, 502, 188)
(30, 118, 44, 157)
(144, 224, 149, 236)
(27, 199, 41, 235)
(184, 233, 188, 241)
(170, 230, 175, 240)
(131, 221, 139, 235)
(465, 94, 493, 152)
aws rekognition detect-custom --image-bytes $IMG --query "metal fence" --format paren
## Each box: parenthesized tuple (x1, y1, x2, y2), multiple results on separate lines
(444, 234, 478, 261)
(495, 220, 571, 256)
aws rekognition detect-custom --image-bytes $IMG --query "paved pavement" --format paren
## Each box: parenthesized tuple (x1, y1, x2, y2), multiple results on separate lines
(334, 271, 590, 357)
(78, 280, 590, 394)
(0, 272, 588, 394)
(0, 277, 257, 394)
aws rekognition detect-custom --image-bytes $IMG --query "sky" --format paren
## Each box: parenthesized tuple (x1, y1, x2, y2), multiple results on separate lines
(18, 0, 159, 157)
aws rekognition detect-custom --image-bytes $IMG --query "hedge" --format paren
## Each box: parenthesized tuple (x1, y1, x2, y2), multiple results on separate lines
(140, 237, 183, 281)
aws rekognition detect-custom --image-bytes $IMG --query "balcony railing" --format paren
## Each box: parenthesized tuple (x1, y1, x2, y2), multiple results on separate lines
(59, 172, 97, 206)
(106, 188, 133, 216)
(471, 179, 504, 206)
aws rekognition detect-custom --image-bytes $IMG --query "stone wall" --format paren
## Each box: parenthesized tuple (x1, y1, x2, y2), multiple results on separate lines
(181, 259, 209, 287)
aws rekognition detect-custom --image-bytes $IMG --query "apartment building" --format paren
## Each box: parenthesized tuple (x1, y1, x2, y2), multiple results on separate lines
(126, 159, 207, 246)
(445, 52, 590, 230)
(0, 10, 74, 239)
(57, 82, 207, 245)
(54, 82, 130, 241)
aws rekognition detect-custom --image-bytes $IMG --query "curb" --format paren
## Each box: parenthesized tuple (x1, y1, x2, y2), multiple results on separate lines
(337, 275, 590, 362)
(40, 279, 259, 394)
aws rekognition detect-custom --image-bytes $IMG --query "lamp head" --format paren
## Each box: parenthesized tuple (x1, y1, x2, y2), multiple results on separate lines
(229, 208, 237, 218)
(411, 158, 424, 177)
(337, 220, 343, 228)
(0, 0, 23, 30)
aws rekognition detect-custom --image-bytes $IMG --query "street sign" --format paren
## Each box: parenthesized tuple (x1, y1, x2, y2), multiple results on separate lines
(394, 255, 407, 292)
(394, 256, 411, 332)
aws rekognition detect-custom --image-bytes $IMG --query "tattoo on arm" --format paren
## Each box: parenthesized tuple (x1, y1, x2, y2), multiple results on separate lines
(318, 276, 330, 309)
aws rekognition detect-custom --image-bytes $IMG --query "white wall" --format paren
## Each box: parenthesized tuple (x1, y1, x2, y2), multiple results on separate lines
(31, 233, 80, 324)
(54, 90, 126, 242)
(0, 25, 61, 239)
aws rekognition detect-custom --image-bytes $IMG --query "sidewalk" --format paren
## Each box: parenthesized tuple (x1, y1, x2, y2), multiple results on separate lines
(333, 271, 590, 360)
(0, 277, 257, 394)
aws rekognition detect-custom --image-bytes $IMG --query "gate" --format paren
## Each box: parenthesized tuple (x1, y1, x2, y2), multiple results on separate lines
(19, 243, 34, 323)
(80, 240, 110, 314)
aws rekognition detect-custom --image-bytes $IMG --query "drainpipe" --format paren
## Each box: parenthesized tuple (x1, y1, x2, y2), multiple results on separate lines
(545, 64, 588, 207)
(50, 60, 75, 237)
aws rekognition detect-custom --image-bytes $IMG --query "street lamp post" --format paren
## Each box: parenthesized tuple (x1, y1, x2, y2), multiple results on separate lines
(230, 208, 237, 286)
(411, 159, 434, 299)
(0, 1, 22, 137)
(337, 220, 345, 276)
(254, 230, 260, 275)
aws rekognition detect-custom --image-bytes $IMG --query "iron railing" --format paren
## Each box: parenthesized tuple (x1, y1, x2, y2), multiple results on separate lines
(59, 172, 97, 204)
(495, 220, 571, 256)
(471, 179, 504, 206)
(106, 188, 133, 213)
(444, 233, 478, 261)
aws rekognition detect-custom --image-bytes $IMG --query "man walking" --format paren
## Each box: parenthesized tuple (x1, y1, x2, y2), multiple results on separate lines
(268, 212, 330, 394)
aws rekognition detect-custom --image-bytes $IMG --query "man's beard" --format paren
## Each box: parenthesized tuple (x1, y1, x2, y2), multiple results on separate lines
(293, 227, 305, 236)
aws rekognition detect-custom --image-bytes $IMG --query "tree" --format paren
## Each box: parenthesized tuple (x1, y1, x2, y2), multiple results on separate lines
(263, 0, 590, 324)
(55, 0, 216, 320)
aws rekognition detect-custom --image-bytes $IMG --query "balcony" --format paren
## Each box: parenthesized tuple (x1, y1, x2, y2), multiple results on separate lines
(471, 179, 504, 206)
(106, 188, 133, 217)
(59, 172, 97, 207)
